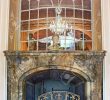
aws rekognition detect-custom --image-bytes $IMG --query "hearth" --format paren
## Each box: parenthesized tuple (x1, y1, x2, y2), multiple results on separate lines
(25, 69, 85, 100)
(4, 51, 105, 100)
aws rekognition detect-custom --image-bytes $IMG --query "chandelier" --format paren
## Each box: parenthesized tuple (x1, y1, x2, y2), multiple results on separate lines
(49, 7, 72, 35)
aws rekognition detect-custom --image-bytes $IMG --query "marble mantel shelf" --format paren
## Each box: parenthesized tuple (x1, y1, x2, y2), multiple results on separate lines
(4, 50, 106, 56)
(4, 50, 106, 71)
(4, 50, 106, 69)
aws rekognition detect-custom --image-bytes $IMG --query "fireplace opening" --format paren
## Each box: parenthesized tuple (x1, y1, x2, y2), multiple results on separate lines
(23, 69, 86, 100)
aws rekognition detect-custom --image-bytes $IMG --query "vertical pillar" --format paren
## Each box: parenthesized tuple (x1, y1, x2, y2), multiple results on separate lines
(0, 0, 10, 100)
(85, 82, 91, 100)
(92, 0, 102, 50)
(8, 0, 19, 50)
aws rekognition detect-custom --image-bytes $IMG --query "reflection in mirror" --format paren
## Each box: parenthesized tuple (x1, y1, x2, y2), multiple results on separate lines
(20, 0, 92, 51)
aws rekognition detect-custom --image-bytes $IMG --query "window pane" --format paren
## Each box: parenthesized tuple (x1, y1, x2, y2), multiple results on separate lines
(66, 9, 74, 17)
(61, 8, 65, 17)
(61, 0, 74, 7)
(21, 42, 28, 51)
(84, 31, 92, 40)
(75, 30, 84, 50)
(65, 37, 75, 50)
(34, 31, 39, 39)
(21, 0, 29, 10)
(39, 9, 47, 18)
(28, 33, 37, 50)
(21, 21, 29, 31)
(75, 30, 83, 40)
(38, 30, 47, 50)
(83, 11, 91, 20)
(74, 19, 83, 30)
(39, 30, 46, 39)
(30, 20, 38, 30)
(30, 10, 38, 19)
(39, 19, 47, 29)
(75, 10, 82, 18)
(21, 11, 29, 21)
(30, 0, 38, 9)
(83, 0, 91, 10)
(48, 8, 55, 17)
(84, 41, 92, 50)
(74, 0, 82, 9)
(20, 32, 28, 41)
(84, 20, 91, 30)
(39, 0, 51, 7)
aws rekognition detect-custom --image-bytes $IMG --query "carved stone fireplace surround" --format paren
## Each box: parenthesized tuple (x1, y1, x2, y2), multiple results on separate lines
(4, 50, 106, 100)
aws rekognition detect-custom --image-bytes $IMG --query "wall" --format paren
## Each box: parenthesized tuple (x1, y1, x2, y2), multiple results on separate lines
(101, 0, 110, 100)
(0, 0, 9, 100)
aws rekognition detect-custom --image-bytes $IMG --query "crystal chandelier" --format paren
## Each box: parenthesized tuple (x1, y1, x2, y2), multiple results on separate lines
(49, 7, 72, 35)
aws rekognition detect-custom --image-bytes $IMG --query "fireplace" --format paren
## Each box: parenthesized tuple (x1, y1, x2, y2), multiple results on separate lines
(4, 51, 105, 100)
(25, 69, 85, 100)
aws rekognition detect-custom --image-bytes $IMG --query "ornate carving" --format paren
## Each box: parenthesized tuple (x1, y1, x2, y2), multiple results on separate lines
(4, 51, 105, 72)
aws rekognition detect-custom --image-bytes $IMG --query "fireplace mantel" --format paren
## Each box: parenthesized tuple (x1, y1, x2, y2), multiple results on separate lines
(4, 50, 106, 56)
(4, 50, 106, 100)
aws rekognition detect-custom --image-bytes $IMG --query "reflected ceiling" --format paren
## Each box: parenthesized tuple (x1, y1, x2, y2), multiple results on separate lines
(21, 0, 91, 10)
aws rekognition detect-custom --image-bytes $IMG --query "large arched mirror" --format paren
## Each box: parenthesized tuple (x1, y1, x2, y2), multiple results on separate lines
(20, 0, 92, 51)
(8, 0, 102, 51)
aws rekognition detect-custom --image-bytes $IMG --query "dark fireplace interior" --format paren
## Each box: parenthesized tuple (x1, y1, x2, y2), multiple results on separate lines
(24, 69, 86, 100)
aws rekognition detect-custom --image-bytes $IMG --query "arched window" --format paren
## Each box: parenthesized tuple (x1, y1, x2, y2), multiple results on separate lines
(19, 0, 93, 51)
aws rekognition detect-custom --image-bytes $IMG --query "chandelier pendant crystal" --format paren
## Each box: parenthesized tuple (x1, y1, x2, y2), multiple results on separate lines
(49, 7, 72, 35)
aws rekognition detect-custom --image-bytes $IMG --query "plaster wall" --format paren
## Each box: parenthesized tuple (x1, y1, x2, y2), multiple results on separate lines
(101, 0, 110, 100)
(0, 0, 9, 100)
